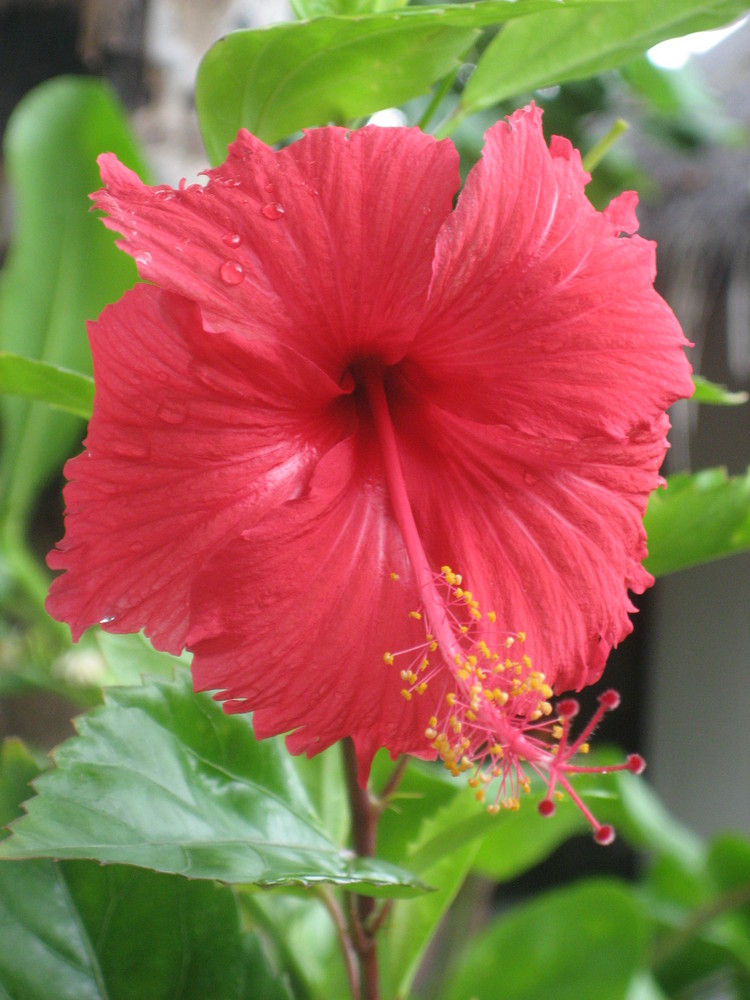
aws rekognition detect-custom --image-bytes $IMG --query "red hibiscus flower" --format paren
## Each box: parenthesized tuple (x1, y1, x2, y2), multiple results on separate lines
(47, 105, 692, 840)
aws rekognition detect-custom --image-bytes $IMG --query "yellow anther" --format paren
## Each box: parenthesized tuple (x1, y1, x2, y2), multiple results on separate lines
(454, 588, 463, 598)
(469, 608, 482, 620)
(517, 631, 526, 642)
(459, 624, 468, 634)
(541, 702, 553, 716)
(554, 791, 565, 802)
(494, 689, 508, 705)
(429, 715, 438, 727)
(429, 641, 438, 652)
(425, 727, 437, 740)
(487, 803, 500, 815)
(409, 610, 422, 620)
(416, 682, 428, 695)
(488, 611, 497, 622)
(489, 744, 504, 756)
(521, 779, 530, 794)
(552, 725, 563, 739)
(446, 692, 456, 705)
(579, 742, 590, 754)
(529, 709, 542, 721)
(475, 789, 485, 803)
(541, 684, 553, 699)
(400, 689, 411, 701)
(389, 572, 400, 581)
(504, 637, 514, 649)
(468, 777, 478, 788)
(466, 710, 477, 722)
(383, 652, 394, 665)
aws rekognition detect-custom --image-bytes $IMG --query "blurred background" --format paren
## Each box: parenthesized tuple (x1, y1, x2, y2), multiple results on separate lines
(0, 0, 748, 938)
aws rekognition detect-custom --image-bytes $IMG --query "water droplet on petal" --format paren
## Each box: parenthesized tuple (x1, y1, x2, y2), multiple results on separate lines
(219, 260, 244, 285)
(111, 438, 150, 460)
(134, 250, 152, 267)
(157, 402, 188, 425)
(222, 232, 242, 247)
(261, 202, 284, 220)
(99, 615, 116, 625)
(264, 182, 275, 193)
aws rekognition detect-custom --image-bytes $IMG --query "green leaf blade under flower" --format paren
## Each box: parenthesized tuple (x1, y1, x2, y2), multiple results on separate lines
(0, 741, 285, 1000)
(0, 672, 425, 897)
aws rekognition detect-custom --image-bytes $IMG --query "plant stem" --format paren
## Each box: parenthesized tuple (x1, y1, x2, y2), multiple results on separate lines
(319, 887, 361, 1000)
(342, 738, 380, 1000)
(651, 880, 750, 968)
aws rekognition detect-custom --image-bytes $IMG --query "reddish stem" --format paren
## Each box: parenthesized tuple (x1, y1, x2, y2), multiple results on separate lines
(342, 738, 380, 1000)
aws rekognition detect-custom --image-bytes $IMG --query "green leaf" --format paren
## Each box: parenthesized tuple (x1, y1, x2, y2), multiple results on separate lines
(437, 879, 647, 1000)
(0, 671, 424, 896)
(0, 740, 277, 1000)
(291, 0, 408, 17)
(644, 467, 750, 576)
(0, 352, 94, 419)
(195, 1, 622, 158)
(459, 0, 750, 118)
(692, 374, 749, 406)
(0, 77, 146, 532)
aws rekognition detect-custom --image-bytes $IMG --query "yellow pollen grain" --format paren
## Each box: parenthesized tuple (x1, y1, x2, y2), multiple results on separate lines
(409, 610, 422, 620)
(487, 803, 500, 815)
(579, 743, 590, 754)
(416, 682, 428, 695)
(383, 652, 394, 665)
(425, 727, 437, 740)
(488, 611, 497, 622)
(390, 572, 400, 580)
(401, 689, 411, 701)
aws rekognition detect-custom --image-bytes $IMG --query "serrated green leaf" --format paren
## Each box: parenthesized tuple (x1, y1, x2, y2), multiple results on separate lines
(437, 879, 646, 1000)
(459, 0, 750, 118)
(0, 352, 94, 418)
(692, 374, 749, 406)
(195, 1, 623, 159)
(0, 77, 146, 532)
(0, 740, 278, 1000)
(644, 467, 750, 576)
(0, 671, 424, 896)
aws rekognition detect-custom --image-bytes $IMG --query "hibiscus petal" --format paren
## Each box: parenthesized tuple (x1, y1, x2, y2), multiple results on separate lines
(46, 284, 347, 651)
(187, 436, 442, 780)
(390, 384, 666, 692)
(94, 126, 460, 379)
(409, 104, 693, 437)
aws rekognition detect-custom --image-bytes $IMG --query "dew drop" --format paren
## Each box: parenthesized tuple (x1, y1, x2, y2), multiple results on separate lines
(111, 438, 150, 460)
(99, 615, 116, 625)
(134, 250, 152, 267)
(157, 402, 188, 425)
(222, 232, 243, 248)
(264, 182, 275, 193)
(219, 260, 244, 285)
(261, 202, 285, 221)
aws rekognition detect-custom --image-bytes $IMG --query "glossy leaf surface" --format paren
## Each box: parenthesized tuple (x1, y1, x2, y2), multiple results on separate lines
(644, 467, 750, 576)
(460, 0, 750, 116)
(196, 1, 622, 158)
(0, 672, 424, 896)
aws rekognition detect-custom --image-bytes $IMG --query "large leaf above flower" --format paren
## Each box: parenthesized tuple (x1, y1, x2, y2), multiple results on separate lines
(195, 0, 623, 157)
(0, 672, 424, 896)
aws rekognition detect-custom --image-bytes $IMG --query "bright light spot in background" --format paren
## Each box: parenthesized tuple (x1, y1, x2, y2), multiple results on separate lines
(368, 108, 408, 127)
(648, 16, 748, 70)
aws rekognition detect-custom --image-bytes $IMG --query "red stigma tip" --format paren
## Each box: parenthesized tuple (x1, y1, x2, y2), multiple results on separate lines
(626, 753, 646, 774)
(594, 824, 616, 846)
(598, 689, 620, 710)
(557, 698, 579, 719)
(538, 798, 556, 817)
